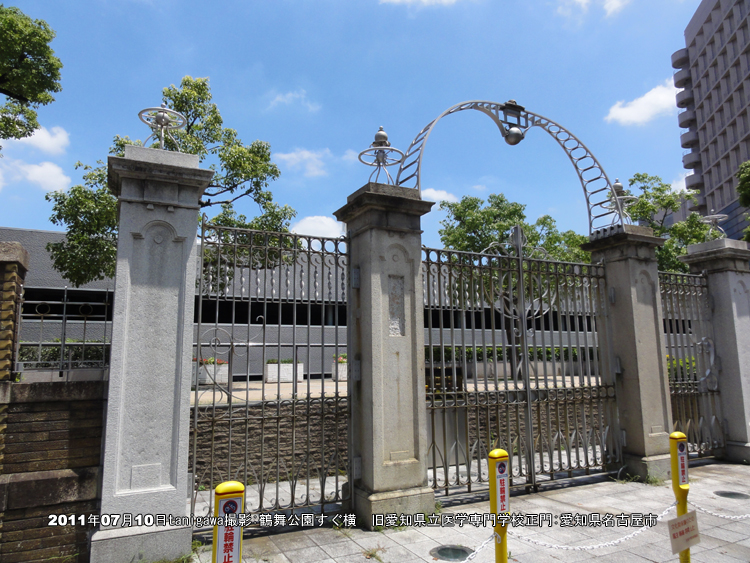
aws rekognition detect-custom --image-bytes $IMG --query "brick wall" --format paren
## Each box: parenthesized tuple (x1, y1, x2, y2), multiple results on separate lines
(0, 382, 105, 563)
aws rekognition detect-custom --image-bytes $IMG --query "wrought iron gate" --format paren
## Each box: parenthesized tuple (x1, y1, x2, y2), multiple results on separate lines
(659, 271, 723, 455)
(422, 227, 621, 495)
(189, 219, 349, 521)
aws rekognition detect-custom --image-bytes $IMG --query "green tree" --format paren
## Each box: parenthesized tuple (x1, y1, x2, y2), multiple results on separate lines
(46, 76, 290, 287)
(209, 196, 296, 234)
(733, 161, 750, 241)
(46, 162, 118, 287)
(438, 193, 590, 263)
(437, 193, 589, 381)
(0, 5, 62, 153)
(625, 173, 718, 272)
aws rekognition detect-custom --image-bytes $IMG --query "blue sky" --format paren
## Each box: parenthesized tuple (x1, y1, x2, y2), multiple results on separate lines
(1, 0, 699, 249)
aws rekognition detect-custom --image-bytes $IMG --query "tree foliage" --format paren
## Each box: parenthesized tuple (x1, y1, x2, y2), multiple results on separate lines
(162, 77, 280, 207)
(46, 77, 290, 287)
(438, 193, 590, 263)
(625, 173, 720, 272)
(46, 162, 118, 287)
(0, 5, 62, 152)
(734, 161, 750, 241)
(209, 196, 296, 234)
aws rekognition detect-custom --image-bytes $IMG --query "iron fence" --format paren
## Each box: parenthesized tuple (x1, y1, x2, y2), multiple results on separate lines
(189, 220, 349, 522)
(659, 271, 723, 455)
(15, 286, 112, 381)
(422, 235, 620, 496)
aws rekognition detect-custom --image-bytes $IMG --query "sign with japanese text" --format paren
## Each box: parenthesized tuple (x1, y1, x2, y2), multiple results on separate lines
(215, 497, 242, 563)
(668, 510, 700, 554)
(677, 441, 688, 485)
(496, 460, 508, 513)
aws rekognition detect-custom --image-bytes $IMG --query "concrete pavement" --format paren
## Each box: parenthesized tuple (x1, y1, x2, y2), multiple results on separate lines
(191, 460, 750, 563)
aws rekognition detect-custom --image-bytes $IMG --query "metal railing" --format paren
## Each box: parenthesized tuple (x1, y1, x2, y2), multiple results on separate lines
(189, 219, 349, 523)
(15, 287, 112, 380)
(422, 234, 620, 497)
(659, 271, 724, 455)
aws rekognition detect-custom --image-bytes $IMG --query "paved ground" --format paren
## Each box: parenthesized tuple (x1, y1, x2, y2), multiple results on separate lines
(190, 376, 593, 405)
(192, 460, 750, 563)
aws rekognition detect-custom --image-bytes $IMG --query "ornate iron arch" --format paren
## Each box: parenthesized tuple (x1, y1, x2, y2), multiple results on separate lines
(395, 100, 626, 236)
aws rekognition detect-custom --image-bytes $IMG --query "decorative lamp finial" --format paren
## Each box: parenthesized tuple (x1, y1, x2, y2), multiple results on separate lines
(138, 103, 187, 150)
(700, 209, 728, 239)
(372, 126, 390, 148)
(605, 178, 638, 223)
(358, 126, 405, 186)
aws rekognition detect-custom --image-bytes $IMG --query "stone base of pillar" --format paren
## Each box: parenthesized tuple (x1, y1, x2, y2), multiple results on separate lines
(90, 524, 192, 563)
(622, 452, 672, 482)
(723, 441, 750, 463)
(352, 485, 435, 530)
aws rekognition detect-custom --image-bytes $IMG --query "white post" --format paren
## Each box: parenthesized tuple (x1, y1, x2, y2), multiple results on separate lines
(334, 183, 436, 528)
(90, 146, 213, 562)
(582, 226, 673, 480)
(681, 238, 750, 462)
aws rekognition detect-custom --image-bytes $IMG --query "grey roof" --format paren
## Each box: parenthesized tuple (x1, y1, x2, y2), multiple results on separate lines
(0, 227, 113, 290)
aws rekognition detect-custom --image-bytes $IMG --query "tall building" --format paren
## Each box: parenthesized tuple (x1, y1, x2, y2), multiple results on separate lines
(672, 0, 750, 239)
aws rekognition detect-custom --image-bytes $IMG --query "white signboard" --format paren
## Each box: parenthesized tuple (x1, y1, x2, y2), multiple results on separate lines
(215, 497, 242, 563)
(677, 441, 689, 485)
(495, 460, 508, 513)
(668, 510, 700, 554)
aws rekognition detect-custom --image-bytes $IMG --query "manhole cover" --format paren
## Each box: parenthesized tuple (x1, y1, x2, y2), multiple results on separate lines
(714, 490, 750, 500)
(429, 545, 474, 561)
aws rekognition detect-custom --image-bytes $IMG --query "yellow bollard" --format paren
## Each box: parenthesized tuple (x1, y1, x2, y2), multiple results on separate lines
(212, 481, 245, 563)
(488, 449, 509, 563)
(670, 432, 690, 563)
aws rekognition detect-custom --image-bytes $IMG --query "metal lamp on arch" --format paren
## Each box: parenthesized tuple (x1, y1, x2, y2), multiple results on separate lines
(394, 99, 628, 237)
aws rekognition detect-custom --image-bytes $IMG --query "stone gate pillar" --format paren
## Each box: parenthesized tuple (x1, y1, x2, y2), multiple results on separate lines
(334, 183, 435, 529)
(0, 242, 29, 382)
(90, 146, 213, 562)
(681, 238, 750, 463)
(582, 225, 673, 480)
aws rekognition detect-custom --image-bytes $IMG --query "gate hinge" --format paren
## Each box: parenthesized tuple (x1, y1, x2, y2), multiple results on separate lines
(351, 456, 362, 480)
(621, 429, 627, 448)
(609, 287, 615, 305)
(352, 360, 361, 381)
(351, 268, 360, 289)
(614, 356, 623, 375)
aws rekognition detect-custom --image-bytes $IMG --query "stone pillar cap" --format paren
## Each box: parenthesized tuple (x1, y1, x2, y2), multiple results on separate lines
(581, 224, 665, 252)
(0, 241, 30, 272)
(333, 182, 434, 224)
(124, 145, 199, 168)
(107, 152, 214, 203)
(681, 238, 750, 273)
(685, 237, 750, 255)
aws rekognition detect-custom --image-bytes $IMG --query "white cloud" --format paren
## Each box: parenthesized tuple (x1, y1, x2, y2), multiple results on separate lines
(268, 89, 321, 112)
(342, 149, 359, 162)
(471, 184, 487, 191)
(275, 148, 331, 177)
(602, 0, 630, 16)
(0, 159, 71, 192)
(10, 126, 70, 155)
(291, 216, 345, 238)
(604, 79, 677, 126)
(557, 0, 589, 18)
(19, 162, 71, 192)
(557, 0, 630, 18)
(422, 188, 459, 202)
(380, 0, 462, 4)
(671, 172, 689, 192)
